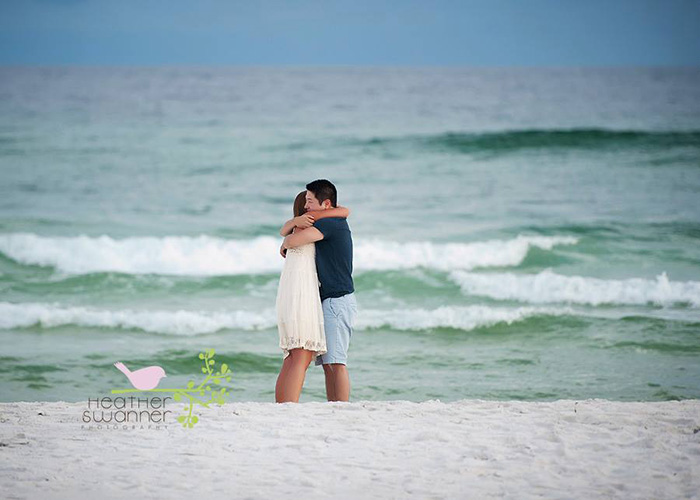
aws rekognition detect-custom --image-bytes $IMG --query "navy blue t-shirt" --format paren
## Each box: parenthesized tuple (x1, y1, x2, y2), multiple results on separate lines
(313, 217, 354, 301)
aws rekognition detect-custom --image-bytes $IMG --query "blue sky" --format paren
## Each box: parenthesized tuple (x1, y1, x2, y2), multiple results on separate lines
(1, 0, 699, 66)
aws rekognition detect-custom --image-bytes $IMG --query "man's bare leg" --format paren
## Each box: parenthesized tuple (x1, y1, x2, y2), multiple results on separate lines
(322, 364, 336, 401)
(322, 363, 350, 402)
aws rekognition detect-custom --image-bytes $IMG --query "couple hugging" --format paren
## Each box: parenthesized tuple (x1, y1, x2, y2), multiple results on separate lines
(274, 179, 357, 403)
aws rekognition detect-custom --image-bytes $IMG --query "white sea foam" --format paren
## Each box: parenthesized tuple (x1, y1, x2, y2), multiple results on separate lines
(359, 305, 571, 331)
(450, 269, 700, 307)
(0, 302, 571, 335)
(355, 234, 578, 271)
(0, 233, 281, 275)
(0, 232, 577, 275)
(2, 300, 699, 336)
(0, 302, 275, 335)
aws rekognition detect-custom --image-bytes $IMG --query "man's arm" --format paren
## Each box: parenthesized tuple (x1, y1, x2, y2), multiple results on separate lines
(283, 227, 324, 249)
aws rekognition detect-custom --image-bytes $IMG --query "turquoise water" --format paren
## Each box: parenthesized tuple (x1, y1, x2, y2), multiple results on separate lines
(1, 66, 699, 403)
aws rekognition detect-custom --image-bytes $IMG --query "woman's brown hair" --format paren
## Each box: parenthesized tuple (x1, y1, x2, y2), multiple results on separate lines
(293, 191, 307, 217)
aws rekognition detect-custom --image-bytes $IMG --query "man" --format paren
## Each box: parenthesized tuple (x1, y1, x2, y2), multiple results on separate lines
(281, 179, 357, 402)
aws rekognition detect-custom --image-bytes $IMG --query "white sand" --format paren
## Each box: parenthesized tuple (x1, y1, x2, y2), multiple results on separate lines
(1, 399, 699, 499)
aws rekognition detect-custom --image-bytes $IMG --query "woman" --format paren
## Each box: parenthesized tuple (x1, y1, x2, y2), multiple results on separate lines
(274, 191, 350, 403)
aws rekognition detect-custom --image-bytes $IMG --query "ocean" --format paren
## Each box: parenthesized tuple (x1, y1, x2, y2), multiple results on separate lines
(1, 66, 699, 403)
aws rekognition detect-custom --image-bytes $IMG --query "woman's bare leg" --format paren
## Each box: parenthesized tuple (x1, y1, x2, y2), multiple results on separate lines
(276, 348, 314, 403)
(275, 355, 293, 403)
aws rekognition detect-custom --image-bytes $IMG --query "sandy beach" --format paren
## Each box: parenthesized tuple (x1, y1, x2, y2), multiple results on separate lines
(1, 398, 698, 499)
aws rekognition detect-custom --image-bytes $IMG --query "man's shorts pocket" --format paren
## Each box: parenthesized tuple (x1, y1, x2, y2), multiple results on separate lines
(327, 297, 338, 317)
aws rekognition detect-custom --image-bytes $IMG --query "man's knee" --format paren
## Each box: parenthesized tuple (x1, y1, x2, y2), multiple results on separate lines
(323, 363, 346, 374)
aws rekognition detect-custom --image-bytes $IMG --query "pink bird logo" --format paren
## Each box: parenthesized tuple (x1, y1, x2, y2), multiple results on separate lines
(114, 361, 168, 390)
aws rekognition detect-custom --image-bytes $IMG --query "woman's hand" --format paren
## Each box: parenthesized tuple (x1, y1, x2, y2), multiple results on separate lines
(294, 214, 315, 229)
(280, 214, 314, 236)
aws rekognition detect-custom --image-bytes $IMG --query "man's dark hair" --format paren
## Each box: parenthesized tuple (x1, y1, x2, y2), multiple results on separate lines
(306, 179, 337, 208)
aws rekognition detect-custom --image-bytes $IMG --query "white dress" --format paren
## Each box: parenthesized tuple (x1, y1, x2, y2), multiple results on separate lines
(276, 242, 327, 361)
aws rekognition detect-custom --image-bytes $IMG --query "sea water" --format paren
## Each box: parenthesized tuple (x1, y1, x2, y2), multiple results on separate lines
(1, 66, 699, 403)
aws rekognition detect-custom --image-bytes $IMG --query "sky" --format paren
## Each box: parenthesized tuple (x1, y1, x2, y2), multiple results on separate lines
(1, 0, 699, 66)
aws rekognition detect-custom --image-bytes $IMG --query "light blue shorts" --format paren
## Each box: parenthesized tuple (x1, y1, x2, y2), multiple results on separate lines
(315, 292, 357, 366)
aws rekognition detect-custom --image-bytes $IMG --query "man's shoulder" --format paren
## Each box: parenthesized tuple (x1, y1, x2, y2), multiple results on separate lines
(313, 217, 350, 238)
(314, 217, 348, 228)
(317, 216, 346, 222)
